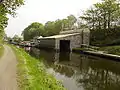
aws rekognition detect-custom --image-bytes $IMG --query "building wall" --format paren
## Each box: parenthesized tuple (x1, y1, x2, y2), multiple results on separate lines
(38, 28, 90, 51)
(39, 38, 55, 49)
(55, 34, 82, 51)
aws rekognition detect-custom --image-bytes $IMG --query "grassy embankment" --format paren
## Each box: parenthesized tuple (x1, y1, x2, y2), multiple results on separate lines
(11, 45, 65, 90)
(0, 44, 4, 57)
(0, 38, 4, 58)
(73, 45, 120, 56)
(73, 45, 99, 52)
(99, 46, 120, 55)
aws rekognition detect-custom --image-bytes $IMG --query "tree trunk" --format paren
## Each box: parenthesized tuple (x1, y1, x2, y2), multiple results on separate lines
(104, 15, 106, 30)
(98, 18, 101, 29)
(108, 12, 111, 30)
(103, 14, 107, 30)
(92, 15, 95, 30)
(92, 22, 95, 30)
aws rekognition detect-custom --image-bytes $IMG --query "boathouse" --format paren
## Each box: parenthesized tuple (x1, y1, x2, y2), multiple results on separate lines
(37, 28, 90, 52)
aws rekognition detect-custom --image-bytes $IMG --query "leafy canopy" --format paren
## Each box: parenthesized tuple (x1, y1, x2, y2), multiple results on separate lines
(0, 0, 24, 40)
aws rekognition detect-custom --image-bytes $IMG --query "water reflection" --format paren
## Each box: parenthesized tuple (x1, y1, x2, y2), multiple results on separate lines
(29, 48, 120, 90)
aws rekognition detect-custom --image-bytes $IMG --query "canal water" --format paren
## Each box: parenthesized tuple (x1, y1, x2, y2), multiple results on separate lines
(28, 48, 120, 90)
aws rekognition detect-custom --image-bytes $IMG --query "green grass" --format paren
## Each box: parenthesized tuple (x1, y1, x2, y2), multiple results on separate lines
(74, 45, 120, 55)
(0, 44, 4, 58)
(10, 45, 66, 90)
(99, 46, 120, 55)
(73, 47, 85, 51)
(73, 46, 99, 52)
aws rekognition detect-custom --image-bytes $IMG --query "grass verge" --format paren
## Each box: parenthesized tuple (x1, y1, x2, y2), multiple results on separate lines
(10, 45, 65, 90)
(0, 44, 4, 58)
(99, 46, 120, 55)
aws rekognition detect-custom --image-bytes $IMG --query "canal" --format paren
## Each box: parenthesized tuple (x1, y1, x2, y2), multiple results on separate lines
(27, 47, 120, 90)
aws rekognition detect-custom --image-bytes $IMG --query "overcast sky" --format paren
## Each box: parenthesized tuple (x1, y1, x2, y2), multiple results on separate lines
(5, 0, 100, 37)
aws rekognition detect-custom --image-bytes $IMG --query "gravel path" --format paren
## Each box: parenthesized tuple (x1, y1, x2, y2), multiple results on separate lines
(0, 45, 17, 90)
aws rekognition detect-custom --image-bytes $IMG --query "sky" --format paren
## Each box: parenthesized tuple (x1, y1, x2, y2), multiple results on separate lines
(5, 0, 100, 37)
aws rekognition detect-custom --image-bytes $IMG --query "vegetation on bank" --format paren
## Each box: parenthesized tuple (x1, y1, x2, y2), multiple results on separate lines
(0, 45, 4, 57)
(11, 45, 65, 90)
(73, 45, 99, 52)
(99, 46, 120, 55)
(73, 45, 120, 56)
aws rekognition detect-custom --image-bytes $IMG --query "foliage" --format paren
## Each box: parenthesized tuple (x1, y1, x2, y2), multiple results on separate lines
(0, 4, 8, 38)
(99, 46, 120, 55)
(90, 26, 120, 46)
(80, 0, 120, 46)
(80, 0, 120, 30)
(22, 22, 44, 40)
(22, 15, 77, 40)
(0, 44, 4, 57)
(63, 15, 77, 29)
(44, 19, 63, 36)
(0, 0, 24, 15)
(0, 0, 24, 41)
(12, 34, 22, 43)
(11, 45, 66, 90)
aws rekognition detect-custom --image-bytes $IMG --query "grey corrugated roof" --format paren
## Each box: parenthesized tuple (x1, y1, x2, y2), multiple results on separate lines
(42, 33, 80, 39)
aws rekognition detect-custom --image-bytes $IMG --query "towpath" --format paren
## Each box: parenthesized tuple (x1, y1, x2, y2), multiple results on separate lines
(0, 45, 17, 90)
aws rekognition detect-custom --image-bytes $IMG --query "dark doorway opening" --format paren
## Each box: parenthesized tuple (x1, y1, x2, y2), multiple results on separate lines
(60, 40, 70, 52)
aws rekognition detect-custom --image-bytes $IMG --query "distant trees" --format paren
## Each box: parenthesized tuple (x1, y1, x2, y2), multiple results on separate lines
(80, 0, 120, 30)
(13, 34, 22, 43)
(22, 22, 44, 41)
(65, 15, 77, 29)
(22, 15, 77, 40)
(79, 0, 120, 46)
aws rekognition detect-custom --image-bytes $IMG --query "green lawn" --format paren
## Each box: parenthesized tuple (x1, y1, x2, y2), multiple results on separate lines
(10, 45, 65, 90)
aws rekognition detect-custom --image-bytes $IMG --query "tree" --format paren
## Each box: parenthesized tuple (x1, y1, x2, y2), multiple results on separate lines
(22, 15, 77, 40)
(62, 15, 77, 30)
(22, 22, 44, 40)
(0, 0, 24, 41)
(44, 21, 55, 36)
(54, 19, 62, 34)
(80, 7, 97, 30)
(67, 15, 77, 29)
(61, 19, 69, 30)
(44, 20, 62, 36)
(13, 34, 22, 43)
(0, 0, 24, 15)
(80, 0, 120, 30)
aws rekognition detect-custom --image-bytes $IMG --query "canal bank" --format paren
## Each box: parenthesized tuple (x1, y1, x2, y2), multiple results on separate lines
(0, 44, 4, 58)
(0, 45, 17, 90)
(72, 46, 120, 60)
(29, 47, 120, 90)
(10, 45, 65, 90)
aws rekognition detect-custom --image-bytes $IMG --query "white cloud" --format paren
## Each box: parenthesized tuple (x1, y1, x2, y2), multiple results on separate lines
(5, 0, 100, 37)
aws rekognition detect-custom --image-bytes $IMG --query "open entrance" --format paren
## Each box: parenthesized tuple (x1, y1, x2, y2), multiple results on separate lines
(60, 40, 70, 52)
